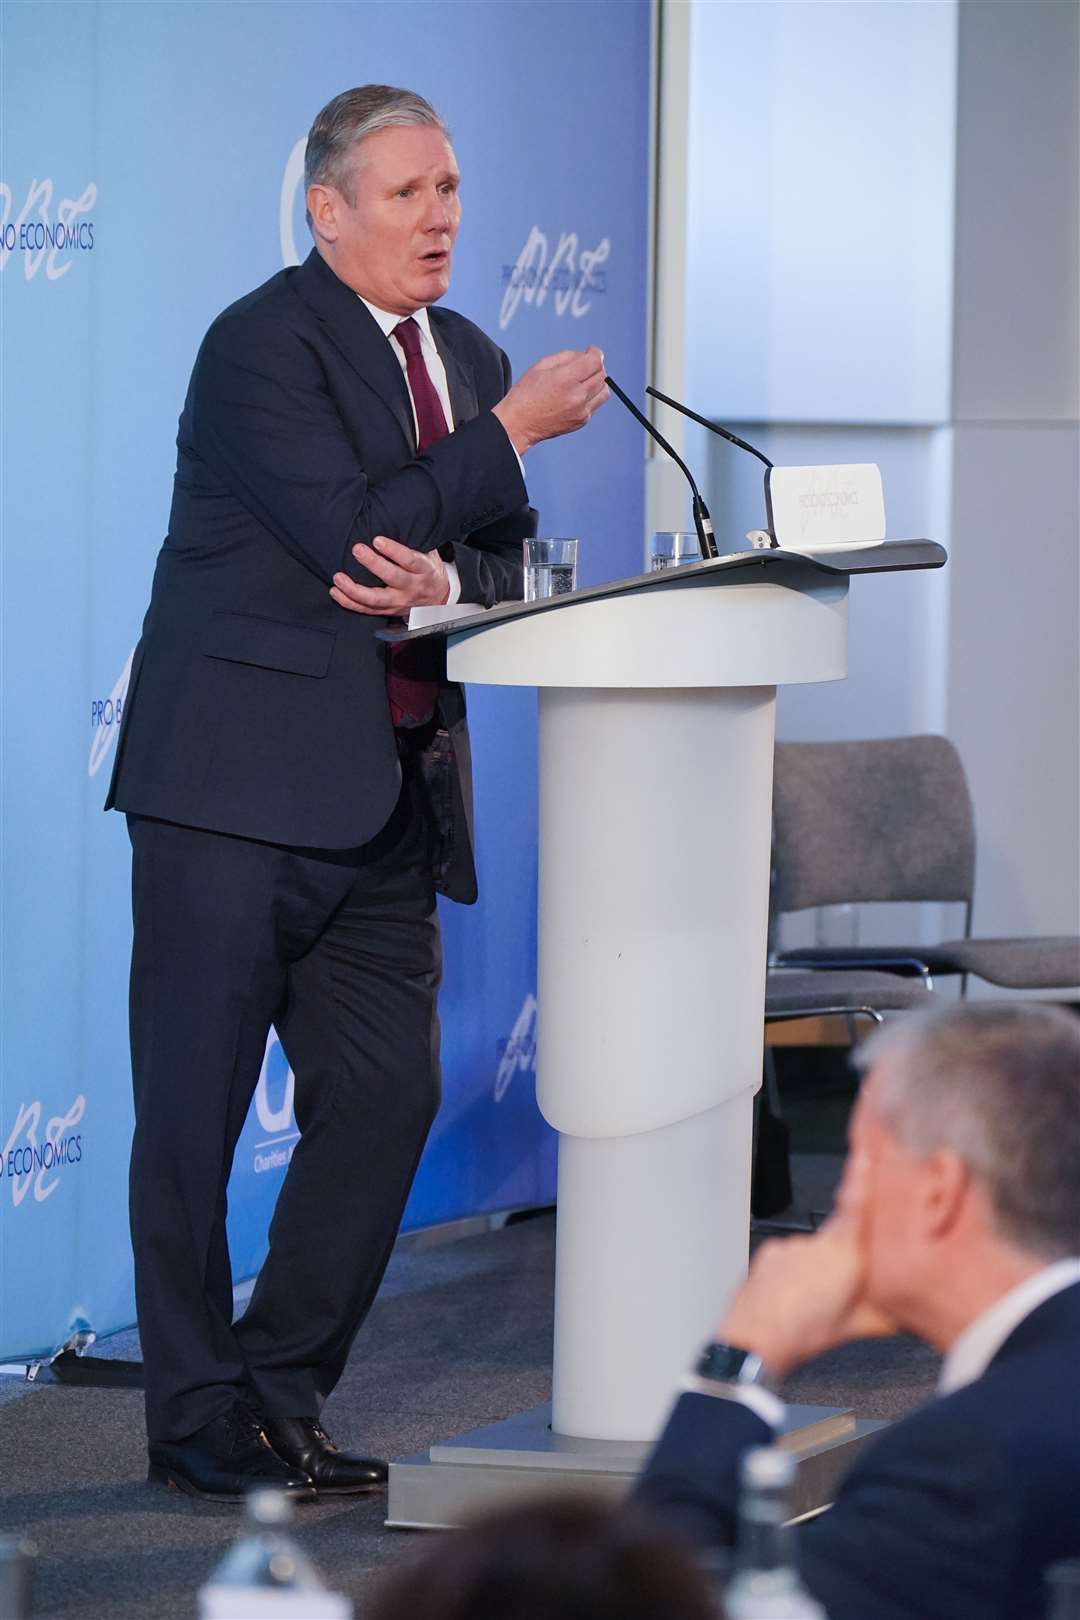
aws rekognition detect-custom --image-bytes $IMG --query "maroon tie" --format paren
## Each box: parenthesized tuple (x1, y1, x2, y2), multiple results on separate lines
(386, 316, 449, 728)
(393, 316, 450, 450)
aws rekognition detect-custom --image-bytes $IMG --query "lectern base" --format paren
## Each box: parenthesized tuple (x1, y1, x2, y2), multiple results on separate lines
(385, 1402, 887, 1530)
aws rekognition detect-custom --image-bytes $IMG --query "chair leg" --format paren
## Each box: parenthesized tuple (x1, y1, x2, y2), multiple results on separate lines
(764, 1046, 783, 1117)
(750, 1081, 794, 1222)
(752, 1008, 880, 1236)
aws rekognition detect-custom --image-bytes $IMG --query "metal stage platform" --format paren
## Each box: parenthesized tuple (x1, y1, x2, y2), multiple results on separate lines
(387, 1401, 886, 1530)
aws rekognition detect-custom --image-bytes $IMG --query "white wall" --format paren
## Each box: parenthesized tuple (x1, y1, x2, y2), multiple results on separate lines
(946, 0, 1080, 941)
(703, 421, 952, 742)
(951, 2, 1079, 425)
(685, 0, 957, 425)
(948, 424, 1079, 936)
(665, 0, 1079, 954)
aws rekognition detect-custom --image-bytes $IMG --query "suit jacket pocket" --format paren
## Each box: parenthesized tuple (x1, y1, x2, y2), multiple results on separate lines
(203, 612, 334, 678)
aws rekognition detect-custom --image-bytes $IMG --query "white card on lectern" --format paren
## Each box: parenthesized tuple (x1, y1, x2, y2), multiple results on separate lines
(408, 600, 490, 630)
(765, 464, 886, 553)
(199, 1588, 352, 1618)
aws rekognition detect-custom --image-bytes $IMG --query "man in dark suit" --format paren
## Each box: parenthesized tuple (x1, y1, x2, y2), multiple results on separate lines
(635, 1002, 1080, 1620)
(107, 84, 608, 1502)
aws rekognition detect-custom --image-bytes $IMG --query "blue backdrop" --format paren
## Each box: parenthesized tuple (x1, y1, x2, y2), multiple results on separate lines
(0, 0, 650, 1359)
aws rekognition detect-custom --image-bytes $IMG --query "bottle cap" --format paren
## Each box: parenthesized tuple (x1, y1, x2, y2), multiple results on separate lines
(741, 1446, 796, 1491)
(245, 1488, 294, 1527)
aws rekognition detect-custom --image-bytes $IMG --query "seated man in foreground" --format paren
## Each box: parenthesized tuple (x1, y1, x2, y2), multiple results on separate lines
(635, 1001, 1080, 1620)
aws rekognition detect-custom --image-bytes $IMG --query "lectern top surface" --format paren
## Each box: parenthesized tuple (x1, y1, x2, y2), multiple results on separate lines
(379, 539, 946, 644)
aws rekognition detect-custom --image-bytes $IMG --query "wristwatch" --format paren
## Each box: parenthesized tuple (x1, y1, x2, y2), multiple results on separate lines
(695, 1340, 777, 1392)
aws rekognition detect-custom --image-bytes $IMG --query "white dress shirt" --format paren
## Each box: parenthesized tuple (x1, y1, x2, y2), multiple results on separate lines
(680, 1370, 787, 1432)
(359, 297, 464, 611)
(938, 1256, 1080, 1395)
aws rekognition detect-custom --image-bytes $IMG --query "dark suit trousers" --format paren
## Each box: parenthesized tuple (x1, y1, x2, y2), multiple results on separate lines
(127, 768, 441, 1443)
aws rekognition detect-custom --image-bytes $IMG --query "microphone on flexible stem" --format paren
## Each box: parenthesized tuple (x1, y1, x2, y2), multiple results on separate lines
(605, 375, 719, 560)
(646, 386, 777, 550)
(645, 386, 773, 469)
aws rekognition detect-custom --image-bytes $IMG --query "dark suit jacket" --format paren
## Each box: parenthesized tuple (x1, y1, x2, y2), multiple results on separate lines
(635, 1282, 1080, 1620)
(107, 247, 534, 900)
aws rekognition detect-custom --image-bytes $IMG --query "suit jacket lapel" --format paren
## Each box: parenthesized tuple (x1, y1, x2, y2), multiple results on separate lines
(291, 249, 415, 450)
(430, 311, 479, 426)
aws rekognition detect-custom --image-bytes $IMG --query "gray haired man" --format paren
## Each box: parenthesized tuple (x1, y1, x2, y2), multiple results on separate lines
(110, 83, 607, 1502)
(637, 1002, 1080, 1620)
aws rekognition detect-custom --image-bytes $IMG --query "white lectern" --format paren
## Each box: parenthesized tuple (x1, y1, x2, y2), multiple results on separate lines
(386, 542, 945, 1528)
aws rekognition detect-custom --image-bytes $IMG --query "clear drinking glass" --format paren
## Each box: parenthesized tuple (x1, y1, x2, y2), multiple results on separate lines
(649, 531, 701, 571)
(524, 538, 578, 601)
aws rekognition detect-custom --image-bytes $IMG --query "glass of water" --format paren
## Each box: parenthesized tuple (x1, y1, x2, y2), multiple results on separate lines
(649, 531, 702, 571)
(524, 537, 578, 602)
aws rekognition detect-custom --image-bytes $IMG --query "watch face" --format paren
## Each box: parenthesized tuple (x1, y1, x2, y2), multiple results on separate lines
(696, 1342, 752, 1384)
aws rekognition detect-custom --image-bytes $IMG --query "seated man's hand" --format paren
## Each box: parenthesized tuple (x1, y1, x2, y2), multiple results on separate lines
(331, 535, 450, 616)
(715, 1154, 898, 1382)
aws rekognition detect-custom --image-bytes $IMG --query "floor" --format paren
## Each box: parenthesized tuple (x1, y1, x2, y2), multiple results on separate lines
(0, 1167, 941, 1619)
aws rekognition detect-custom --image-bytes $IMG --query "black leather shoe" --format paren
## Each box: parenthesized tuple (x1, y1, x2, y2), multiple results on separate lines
(262, 1416, 388, 1496)
(148, 1402, 317, 1503)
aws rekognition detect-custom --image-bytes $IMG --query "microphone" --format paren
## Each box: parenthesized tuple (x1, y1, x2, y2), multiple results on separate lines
(646, 386, 773, 470)
(604, 375, 719, 560)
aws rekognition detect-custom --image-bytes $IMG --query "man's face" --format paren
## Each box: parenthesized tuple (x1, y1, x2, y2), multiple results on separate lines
(313, 124, 461, 314)
(840, 1068, 930, 1325)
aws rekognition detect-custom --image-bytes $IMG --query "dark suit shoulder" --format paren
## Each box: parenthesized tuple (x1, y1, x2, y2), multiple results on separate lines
(939, 1282, 1080, 1480)
(192, 269, 327, 391)
(845, 1287, 1080, 1480)
(824, 1284, 1080, 1603)
(196, 264, 333, 373)
(203, 266, 298, 335)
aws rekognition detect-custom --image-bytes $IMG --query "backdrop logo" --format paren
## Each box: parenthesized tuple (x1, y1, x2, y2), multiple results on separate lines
(494, 993, 537, 1102)
(280, 139, 307, 268)
(251, 1030, 299, 1174)
(88, 647, 136, 778)
(1, 1095, 86, 1207)
(0, 179, 97, 280)
(499, 227, 609, 331)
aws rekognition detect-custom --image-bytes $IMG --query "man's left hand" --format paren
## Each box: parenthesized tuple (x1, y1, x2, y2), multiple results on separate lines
(331, 535, 450, 615)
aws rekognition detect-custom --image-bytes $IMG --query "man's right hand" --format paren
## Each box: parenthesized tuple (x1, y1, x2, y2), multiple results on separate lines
(493, 346, 609, 454)
(712, 1152, 899, 1382)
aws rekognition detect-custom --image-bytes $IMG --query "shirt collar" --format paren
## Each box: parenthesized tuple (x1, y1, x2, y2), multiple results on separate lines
(359, 296, 435, 349)
(938, 1257, 1080, 1396)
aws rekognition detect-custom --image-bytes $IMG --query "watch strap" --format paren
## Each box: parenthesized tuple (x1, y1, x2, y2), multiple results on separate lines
(695, 1340, 775, 1391)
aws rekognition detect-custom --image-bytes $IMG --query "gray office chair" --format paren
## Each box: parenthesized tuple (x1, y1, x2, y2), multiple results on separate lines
(757, 960, 933, 1227)
(771, 735, 1080, 993)
(765, 968, 932, 1021)
(754, 966, 934, 1228)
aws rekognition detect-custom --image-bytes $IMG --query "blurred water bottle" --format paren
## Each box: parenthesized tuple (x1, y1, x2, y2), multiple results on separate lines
(1046, 1561, 1080, 1620)
(0, 1536, 35, 1620)
(197, 1489, 352, 1619)
(724, 1448, 828, 1620)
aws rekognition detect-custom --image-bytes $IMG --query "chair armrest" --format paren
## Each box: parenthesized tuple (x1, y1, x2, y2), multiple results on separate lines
(775, 949, 935, 980)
